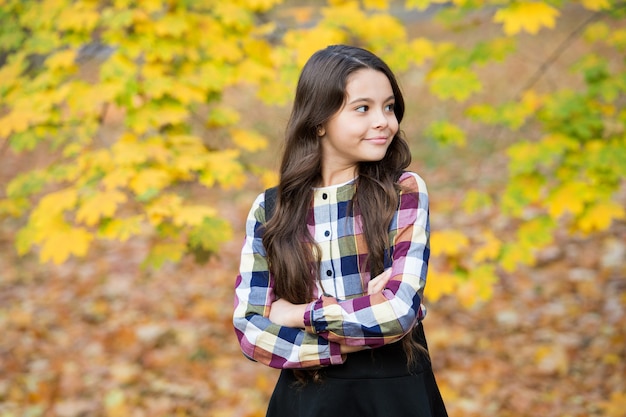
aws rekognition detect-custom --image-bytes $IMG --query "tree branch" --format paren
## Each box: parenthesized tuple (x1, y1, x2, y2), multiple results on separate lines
(515, 11, 603, 99)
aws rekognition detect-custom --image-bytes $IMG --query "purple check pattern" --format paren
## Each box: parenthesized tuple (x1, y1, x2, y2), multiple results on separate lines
(233, 172, 430, 369)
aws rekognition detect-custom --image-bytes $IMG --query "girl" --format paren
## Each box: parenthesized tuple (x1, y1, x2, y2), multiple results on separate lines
(233, 45, 447, 417)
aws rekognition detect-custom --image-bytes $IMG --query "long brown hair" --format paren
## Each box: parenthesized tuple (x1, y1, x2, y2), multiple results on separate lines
(262, 45, 424, 372)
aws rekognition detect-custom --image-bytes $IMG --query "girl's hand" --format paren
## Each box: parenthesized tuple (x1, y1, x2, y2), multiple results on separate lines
(269, 298, 307, 329)
(367, 269, 393, 295)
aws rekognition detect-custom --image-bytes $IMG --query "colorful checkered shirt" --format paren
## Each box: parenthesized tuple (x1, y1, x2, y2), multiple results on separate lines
(233, 171, 430, 369)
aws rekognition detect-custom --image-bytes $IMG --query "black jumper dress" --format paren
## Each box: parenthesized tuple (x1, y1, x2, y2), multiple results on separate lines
(266, 322, 448, 417)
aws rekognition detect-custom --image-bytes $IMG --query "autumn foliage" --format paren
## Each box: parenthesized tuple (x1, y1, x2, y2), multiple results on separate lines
(0, 0, 625, 416)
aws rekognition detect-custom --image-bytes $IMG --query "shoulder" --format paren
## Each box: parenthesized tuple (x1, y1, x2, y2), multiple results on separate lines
(247, 191, 267, 223)
(397, 171, 428, 195)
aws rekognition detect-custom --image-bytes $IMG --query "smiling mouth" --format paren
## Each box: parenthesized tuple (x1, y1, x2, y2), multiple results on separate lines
(365, 137, 389, 144)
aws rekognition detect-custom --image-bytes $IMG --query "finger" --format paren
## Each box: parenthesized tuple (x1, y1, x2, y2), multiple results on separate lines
(367, 269, 392, 295)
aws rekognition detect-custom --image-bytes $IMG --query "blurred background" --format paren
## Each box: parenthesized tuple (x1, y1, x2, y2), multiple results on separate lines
(0, 1, 625, 416)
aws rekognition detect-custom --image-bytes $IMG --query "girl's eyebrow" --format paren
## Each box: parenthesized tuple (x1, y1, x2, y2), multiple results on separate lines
(348, 95, 395, 105)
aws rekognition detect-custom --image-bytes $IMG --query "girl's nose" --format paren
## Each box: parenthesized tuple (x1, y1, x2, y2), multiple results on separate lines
(373, 111, 389, 129)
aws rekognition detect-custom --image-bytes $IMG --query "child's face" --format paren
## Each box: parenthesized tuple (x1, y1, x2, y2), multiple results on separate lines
(320, 68, 398, 174)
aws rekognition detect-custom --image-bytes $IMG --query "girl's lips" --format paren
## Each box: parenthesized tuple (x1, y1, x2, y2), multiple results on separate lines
(365, 136, 389, 145)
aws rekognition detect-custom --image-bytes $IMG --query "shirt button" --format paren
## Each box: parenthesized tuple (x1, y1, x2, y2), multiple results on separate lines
(326, 270, 332, 277)
(324, 230, 330, 237)
(322, 193, 328, 200)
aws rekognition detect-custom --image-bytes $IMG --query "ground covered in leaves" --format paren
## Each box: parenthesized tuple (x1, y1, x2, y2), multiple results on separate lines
(1, 189, 624, 417)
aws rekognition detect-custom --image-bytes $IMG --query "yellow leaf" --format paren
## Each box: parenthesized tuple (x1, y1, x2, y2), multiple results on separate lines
(600, 391, 626, 417)
(428, 67, 482, 102)
(0, 52, 26, 94)
(146, 194, 182, 225)
(410, 37, 436, 65)
(430, 230, 469, 257)
(261, 170, 279, 189)
(456, 264, 498, 307)
(76, 190, 128, 226)
(405, 0, 432, 10)
(172, 205, 217, 227)
(517, 217, 555, 250)
(463, 189, 493, 214)
(240, 0, 283, 13)
(424, 268, 459, 302)
(142, 242, 186, 269)
(39, 220, 94, 264)
(546, 181, 589, 218)
(580, 0, 611, 11)
(493, 2, 560, 36)
(45, 49, 77, 70)
(200, 150, 246, 189)
(284, 26, 347, 67)
(102, 168, 134, 190)
(112, 134, 149, 166)
(472, 231, 502, 263)
(500, 242, 534, 272)
(230, 128, 268, 152)
(363, 0, 388, 10)
(98, 215, 144, 241)
(57, 3, 100, 32)
(32, 188, 78, 225)
(129, 168, 172, 195)
(534, 344, 569, 376)
(0, 107, 46, 137)
(577, 201, 626, 233)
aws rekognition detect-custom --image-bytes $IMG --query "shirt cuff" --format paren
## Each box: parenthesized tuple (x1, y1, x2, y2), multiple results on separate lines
(303, 299, 318, 333)
(328, 341, 345, 365)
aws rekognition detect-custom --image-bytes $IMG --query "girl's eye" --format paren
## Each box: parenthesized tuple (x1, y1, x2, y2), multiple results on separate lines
(356, 105, 368, 113)
(385, 103, 395, 112)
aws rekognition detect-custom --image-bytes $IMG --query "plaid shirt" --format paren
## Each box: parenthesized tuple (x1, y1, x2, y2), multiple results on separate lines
(233, 171, 430, 369)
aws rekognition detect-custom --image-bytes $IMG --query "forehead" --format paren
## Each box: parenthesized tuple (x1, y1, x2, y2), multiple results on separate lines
(344, 68, 393, 98)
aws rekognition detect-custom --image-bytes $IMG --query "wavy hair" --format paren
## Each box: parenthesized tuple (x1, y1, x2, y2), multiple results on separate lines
(262, 45, 423, 373)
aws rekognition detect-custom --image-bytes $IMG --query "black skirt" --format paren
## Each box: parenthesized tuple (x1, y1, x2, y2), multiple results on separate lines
(266, 322, 448, 417)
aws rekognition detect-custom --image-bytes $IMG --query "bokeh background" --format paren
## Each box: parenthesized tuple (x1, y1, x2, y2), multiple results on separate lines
(1, 1, 625, 416)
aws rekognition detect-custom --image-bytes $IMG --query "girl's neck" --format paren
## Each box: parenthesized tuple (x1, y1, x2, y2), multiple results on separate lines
(320, 165, 358, 187)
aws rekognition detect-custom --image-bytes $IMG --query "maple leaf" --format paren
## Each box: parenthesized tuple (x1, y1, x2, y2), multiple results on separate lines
(142, 242, 186, 269)
(458, 265, 498, 307)
(517, 216, 555, 249)
(37, 219, 94, 264)
(428, 67, 482, 101)
(129, 168, 172, 195)
(577, 201, 626, 233)
(98, 215, 144, 241)
(580, 0, 611, 11)
(500, 242, 535, 272)
(230, 128, 268, 152)
(493, 2, 560, 36)
(410, 37, 436, 65)
(426, 120, 467, 146)
(600, 391, 626, 417)
(405, 0, 432, 10)
(45, 49, 77, 70)
(430, 230, 470, 257)
(363, 0, 388, 10)
(424, 269, 459, 302)
(463, 189, 493, 214)
(172, 205, 217, 227)
(76, 190, 128, 226)
(472, 231, 502, 263)
(546, 182, 590, 218)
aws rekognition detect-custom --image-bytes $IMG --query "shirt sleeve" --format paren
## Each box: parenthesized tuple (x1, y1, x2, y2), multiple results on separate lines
(233, 193, 345, 369)
(303, 172, 430, 348)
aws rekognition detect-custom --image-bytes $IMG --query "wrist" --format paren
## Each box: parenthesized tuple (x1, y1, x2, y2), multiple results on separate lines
(291, 303, 307, 328)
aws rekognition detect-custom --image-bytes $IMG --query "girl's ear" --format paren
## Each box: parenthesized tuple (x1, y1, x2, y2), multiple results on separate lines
(316, 126, 326, 137)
